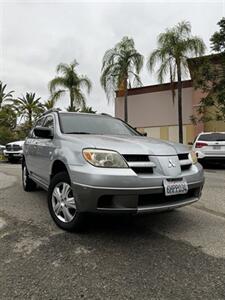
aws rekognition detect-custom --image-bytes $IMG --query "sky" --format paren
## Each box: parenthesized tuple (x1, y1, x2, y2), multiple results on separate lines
(0, 0, 224, 115)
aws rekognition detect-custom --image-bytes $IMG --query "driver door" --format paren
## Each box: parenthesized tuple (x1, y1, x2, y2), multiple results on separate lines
(34, 115, 55, 185)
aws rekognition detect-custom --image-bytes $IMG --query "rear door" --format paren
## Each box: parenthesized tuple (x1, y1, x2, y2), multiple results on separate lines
(24, 117, 45, 173)
(196, 133, 225, 157)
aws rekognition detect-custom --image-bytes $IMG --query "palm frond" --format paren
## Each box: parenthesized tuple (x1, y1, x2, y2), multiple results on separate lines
(101, 36, 143, 102)
(147, 49, 162, 72)
(78, 76, 92, 94)
(49, 77, 67, 93)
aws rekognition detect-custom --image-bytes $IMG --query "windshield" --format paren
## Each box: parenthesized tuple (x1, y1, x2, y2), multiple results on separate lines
(198, 133, 225, 141)
(59, 113, 140, 136)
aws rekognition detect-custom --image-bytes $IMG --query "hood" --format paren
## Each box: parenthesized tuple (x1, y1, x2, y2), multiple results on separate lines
(65, 134, 189, 156)
(6, 140, 25, 146)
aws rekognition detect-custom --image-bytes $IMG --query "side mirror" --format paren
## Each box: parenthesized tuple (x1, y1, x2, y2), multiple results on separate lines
(34, 127, 53, 139)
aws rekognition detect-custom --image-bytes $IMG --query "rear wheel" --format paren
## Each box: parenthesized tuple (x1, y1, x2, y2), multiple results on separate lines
(198, 158, 207, 168)
(48, 171, 85, 231)
(22, 162, 36, 191)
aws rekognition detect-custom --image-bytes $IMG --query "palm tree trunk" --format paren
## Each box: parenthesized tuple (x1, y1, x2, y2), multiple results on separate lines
(69, 89, 74, 111)
(177, 62, 183, 144)
(124, 78, 128, 122)
(28, 110, 32, 129)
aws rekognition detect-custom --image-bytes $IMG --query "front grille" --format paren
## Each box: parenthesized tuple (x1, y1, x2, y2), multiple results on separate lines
(138, 188, 200, 207)
(6, 145, 12, 151)
(122, 154, 154, 175)
(178, 153, 192, 171)
(181, 164, 192, 171)
(13, 145, 21, 151)
(122, 155, 150, 162)
(6, 144, 21, 151)
(178, 153, 189, 160)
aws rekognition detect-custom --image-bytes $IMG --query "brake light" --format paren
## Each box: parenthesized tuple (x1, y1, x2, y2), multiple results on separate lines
(195, 142, 208, 148)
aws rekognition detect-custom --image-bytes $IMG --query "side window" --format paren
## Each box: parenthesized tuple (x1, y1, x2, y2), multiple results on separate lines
(43, 116, 54, 129)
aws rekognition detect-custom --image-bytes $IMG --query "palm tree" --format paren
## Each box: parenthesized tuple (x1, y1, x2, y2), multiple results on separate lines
(43, 99, 55, 110)
(101, 36, 144, 122)
(0, 105, 17, 129)
(80, 105, 96, 114)
(13, 93, 43, 129)
(43, 92, 60, 110)
(49, 60, 92, 111)
(0, 82, 14, 108)
(147, 21, 206, 143)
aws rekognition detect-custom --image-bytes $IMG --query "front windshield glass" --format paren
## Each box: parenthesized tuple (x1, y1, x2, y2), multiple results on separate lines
(59, 113, 140, 136)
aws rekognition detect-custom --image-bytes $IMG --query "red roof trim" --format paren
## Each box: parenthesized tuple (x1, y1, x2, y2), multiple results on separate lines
(116, 80, 192, 97)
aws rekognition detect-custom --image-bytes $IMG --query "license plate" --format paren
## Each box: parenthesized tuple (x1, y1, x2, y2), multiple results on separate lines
(213, 145, 221, 150)
(163, 179, 188, 196)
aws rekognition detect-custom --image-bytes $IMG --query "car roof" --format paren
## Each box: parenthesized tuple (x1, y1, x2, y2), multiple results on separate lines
(41, 109, 112, 118)
(58, 112, 112, 117)
(199, 132, 225, 135)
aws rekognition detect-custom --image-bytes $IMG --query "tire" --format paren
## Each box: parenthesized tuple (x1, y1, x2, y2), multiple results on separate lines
(48, 171, 85, 232)
(22, 161, 37, 191)
(198, 158, 206, 168)
(8, 157, 15, 163)
(9, 157, 21, 163)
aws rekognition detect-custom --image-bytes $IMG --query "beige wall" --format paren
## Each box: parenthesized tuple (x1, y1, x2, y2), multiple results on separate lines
(115, 85, 225, 144)
(191, 88, 205, 135)
(205, 120, 225, 132)
(115, 87, 194, 128)
(137, 124, 195, 145)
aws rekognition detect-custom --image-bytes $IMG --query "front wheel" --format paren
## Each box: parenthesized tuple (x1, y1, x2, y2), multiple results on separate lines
(22, 162, 36, 191)
(48, 172, 85, 232)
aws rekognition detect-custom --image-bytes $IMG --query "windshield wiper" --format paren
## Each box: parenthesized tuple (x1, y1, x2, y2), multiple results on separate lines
(66, 132, 92, 134)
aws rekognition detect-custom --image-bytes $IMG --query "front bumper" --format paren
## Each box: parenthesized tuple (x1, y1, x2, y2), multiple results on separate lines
(70, 163, 204, 214)
(3, 151, 23, 158)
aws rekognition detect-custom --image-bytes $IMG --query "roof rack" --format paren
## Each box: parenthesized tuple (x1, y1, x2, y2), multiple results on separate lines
(41, 108, 61, 116)
(100, 113, 112, 117)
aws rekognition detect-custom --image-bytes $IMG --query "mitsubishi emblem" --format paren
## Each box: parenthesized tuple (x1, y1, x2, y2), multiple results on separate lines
(168, 159, 176, 168)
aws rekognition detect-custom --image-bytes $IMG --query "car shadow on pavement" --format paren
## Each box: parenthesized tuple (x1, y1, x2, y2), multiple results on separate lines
(79, 210, 188, 237)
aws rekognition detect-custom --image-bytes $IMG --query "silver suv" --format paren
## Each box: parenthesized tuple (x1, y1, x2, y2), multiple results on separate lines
(192, 132, 225, 164)
(23, 110, 204, 231)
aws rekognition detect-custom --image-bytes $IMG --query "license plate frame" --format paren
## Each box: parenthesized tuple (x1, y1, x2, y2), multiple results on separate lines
(213, 145, 221, 150)
(163, 179, 188, 196)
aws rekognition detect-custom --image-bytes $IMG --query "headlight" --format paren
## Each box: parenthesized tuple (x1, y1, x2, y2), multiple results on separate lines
(83, 149, 128, 168)
(188, 151, 198, 164)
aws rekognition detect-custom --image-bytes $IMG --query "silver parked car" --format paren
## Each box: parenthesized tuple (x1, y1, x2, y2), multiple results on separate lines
(22, 110, 204, 231)
(192, 132, 225, 164)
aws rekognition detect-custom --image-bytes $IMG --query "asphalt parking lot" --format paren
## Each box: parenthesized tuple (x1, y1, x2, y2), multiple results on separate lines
(0, 162, 225, 299)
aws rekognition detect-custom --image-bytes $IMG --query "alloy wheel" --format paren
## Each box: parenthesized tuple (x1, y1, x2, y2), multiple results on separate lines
(51, 182, 76, 223)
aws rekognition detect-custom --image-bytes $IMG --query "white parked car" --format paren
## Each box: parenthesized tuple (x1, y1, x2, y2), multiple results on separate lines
(0, 144, 6, 151)
(3, 140, 24, 163)
(193, 132, 225, 164)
